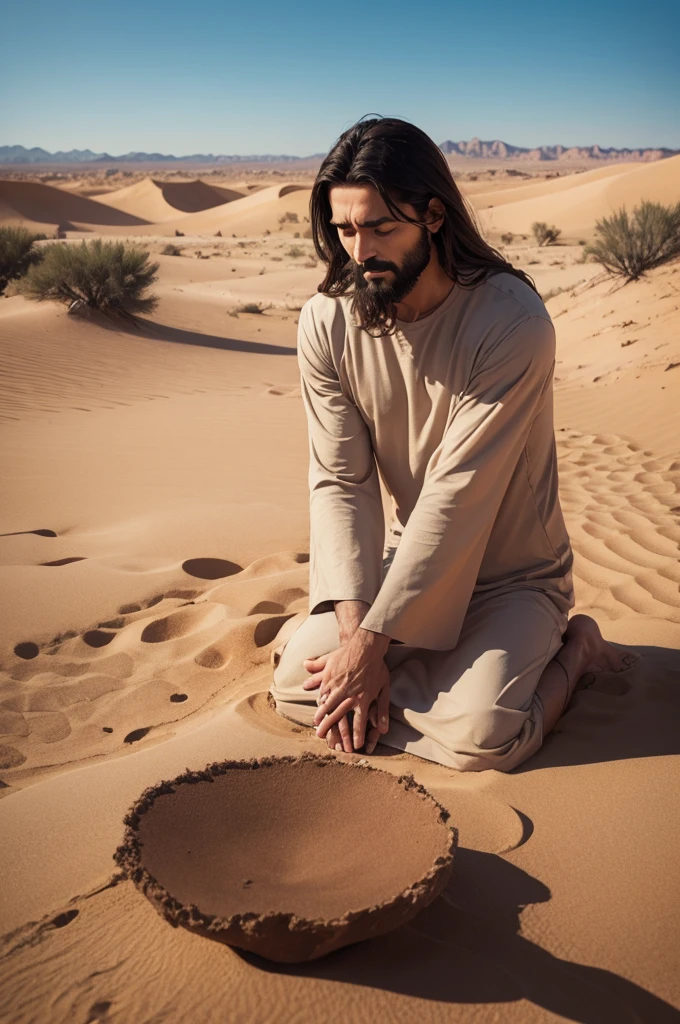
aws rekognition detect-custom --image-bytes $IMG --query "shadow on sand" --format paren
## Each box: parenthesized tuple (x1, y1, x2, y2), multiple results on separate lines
(68, 308, 298, 356)
(136, 319, 298, 356)
(236, 849, 680, 1023)
(513, 643, 680, 772)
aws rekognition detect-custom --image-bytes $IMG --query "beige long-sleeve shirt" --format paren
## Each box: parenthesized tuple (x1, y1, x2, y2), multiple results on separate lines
(298, 271, 574, 651)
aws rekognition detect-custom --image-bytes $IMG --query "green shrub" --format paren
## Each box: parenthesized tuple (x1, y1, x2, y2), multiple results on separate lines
(0, 226, 47, 293)
(584, 200, 680, 281)
(19, 239, 159, 322)
(531, 222, 561, 246)
(500, 232, 514, 245)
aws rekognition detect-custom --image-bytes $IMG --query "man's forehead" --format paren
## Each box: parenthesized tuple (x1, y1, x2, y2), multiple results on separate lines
(328, 185, 393, 226)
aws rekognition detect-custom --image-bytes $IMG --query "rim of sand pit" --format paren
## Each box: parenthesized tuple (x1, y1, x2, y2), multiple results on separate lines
(113, 752, 458, 937)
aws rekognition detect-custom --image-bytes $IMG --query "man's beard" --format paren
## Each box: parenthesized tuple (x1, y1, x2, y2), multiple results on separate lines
(351, 228, 432, 336)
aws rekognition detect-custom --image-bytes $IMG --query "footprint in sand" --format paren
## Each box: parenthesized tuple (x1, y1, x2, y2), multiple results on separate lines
(83, 630, 116, 649)
(194, 648, 226, 669)
(40, 556, 87, 566)
(0, 744, 27, 769)
(182, 557, 242, 580)
(124, 727, 152, 745)
(263, 384, 301, 398)
(0, 528, 57, 538)
(51, 909, 79, 929)
(13, 642, 40, 660)
(140, 604, 226, 644)
(253, 614, 298, 648)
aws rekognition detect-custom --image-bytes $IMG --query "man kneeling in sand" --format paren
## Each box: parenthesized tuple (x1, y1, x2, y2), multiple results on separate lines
(270, 117, 634, 771)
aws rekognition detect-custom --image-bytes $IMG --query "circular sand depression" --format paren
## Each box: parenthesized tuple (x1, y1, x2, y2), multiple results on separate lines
(114, 753, 456, 962)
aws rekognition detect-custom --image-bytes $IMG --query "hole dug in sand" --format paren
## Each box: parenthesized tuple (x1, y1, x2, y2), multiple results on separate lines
(114, 754, 456, 963)
(182, 557, 242, 580)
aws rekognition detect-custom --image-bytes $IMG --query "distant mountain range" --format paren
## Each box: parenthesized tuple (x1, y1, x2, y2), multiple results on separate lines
(1, 139, 678, 166)
(438, 138, 679, 162)
(0, 146, 323, 165)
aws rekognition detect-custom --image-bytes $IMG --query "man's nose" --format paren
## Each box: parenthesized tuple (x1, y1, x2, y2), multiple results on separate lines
(353, 232, 376, 265)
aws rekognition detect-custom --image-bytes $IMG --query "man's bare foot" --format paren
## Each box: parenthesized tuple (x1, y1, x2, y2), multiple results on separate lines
(560, 614, 638, 688)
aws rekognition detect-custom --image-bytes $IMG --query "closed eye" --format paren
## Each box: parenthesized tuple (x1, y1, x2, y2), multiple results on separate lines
(339, 227, 395, 238)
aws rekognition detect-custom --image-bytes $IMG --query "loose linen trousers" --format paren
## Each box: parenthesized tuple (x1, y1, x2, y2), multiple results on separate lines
(270, 585, 568, 773)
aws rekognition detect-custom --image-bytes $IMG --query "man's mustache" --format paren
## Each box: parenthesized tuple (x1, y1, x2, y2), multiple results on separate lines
(355, 257, 398, 274)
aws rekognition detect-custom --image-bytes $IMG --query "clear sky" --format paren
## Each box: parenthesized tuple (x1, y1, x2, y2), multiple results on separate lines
(2, 0, 678, 156)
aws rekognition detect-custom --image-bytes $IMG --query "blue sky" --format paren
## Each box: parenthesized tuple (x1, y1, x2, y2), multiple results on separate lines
(2, 0, 678, 155)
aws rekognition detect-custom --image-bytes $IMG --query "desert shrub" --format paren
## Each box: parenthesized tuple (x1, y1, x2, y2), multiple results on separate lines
(278, 211, 299, 224)
(215, 230, 222, 237)
(0, 226, 47, 293)
(542, 286, 568, 301)
(233, 302, 266, 314)
(174, 229, 184, 237)
(532, 222, 561, 246)
(286, 245, 305, 258)
(303, 227, 313, 239)
(500, 232, 514, 245)
(19, 239, 159, 322)
(161, 243, 182, 256)
(293, 232, 300, 238)
(584, 200, 680, 281)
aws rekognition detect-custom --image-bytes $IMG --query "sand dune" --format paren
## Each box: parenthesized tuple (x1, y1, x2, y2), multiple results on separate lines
(0, 179, 150, 230)
(478, 153, 680, 240)
(466, 160, 642, 209)
(94, 177, 245, 222)
(159, 184, 312, 237)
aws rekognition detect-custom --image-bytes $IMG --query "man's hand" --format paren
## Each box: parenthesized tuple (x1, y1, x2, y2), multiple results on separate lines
(303, 599, 370, 753)
(302, 628, 391, 752)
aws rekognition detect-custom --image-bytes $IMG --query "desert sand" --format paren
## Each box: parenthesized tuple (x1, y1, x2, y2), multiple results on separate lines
(1, 157, 679, 1022)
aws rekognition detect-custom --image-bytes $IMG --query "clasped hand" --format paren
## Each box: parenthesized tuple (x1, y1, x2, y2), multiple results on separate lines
(301, 632, 390, 754)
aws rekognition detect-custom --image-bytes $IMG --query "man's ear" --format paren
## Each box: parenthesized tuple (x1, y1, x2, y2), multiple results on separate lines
(424, 198, 446, 234)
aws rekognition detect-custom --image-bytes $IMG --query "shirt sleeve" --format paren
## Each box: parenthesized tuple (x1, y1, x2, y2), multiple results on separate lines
(297, 302, 385, 615)
(359, 314, 557, 649)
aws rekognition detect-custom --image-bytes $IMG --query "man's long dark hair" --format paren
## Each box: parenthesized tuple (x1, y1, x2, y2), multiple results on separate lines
(311, 116, 540, 335)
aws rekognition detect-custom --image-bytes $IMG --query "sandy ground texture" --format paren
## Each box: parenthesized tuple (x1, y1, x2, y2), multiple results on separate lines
(1, 160, 680, 1022)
